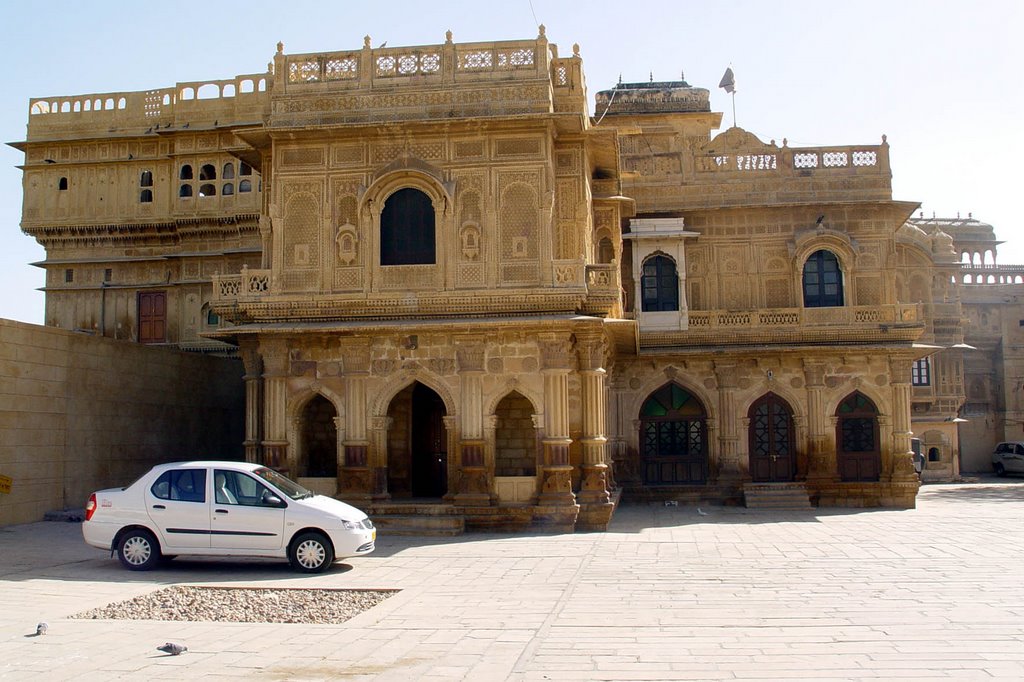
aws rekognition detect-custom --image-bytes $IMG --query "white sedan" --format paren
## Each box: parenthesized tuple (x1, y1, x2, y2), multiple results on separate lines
(83, 461, 375, 573)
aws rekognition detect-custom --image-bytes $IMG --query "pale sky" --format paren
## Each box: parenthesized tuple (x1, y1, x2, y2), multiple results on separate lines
(1, 0, 1021, 324)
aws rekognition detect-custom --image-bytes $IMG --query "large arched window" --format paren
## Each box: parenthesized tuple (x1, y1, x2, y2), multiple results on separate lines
(641, 255, 679, 312)
(380, 188, 435, 265)
(802, 249, 844, 307)
(639, 383, 707, 485)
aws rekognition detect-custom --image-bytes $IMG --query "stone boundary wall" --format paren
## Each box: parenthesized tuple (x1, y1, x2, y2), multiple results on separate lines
(0, 319, 244, 526)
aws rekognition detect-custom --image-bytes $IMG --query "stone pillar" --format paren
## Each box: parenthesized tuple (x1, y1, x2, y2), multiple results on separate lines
(577, 336, 610, 500)
(454, 340, 490, 505)
(713, 361, 742, 484)
(804, 361, 836, 482)
(239, 341, 263, 464)
(260, 339, 289, 472)
(576, 334, 614, 530)
(889, 358, 919, 484)
(535, 335, 578, 530)
(338, 341, 374, 502)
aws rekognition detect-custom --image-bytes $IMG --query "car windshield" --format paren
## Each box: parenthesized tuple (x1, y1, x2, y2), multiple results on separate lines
(252, 467, 315, 500)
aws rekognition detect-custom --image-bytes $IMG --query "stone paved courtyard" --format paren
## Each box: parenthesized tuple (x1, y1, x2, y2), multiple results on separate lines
(2, 479, 1023, 680)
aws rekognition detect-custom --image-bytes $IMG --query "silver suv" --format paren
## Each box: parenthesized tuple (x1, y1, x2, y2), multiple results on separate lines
(992, 442, 1024, 476)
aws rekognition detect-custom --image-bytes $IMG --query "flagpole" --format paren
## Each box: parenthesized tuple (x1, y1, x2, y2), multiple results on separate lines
(732, 91, 737, 128)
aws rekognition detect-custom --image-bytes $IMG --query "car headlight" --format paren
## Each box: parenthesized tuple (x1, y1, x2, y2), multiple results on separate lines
(341, 520, 359, 530)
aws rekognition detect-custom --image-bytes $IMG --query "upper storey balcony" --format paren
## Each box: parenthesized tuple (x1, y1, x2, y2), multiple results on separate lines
(25, 74, 272, 143)
(269, 28, 587, 129)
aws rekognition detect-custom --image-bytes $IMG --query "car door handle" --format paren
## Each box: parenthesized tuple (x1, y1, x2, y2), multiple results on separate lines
(215, 509, 229, 514)
(152, 505, 166, 510)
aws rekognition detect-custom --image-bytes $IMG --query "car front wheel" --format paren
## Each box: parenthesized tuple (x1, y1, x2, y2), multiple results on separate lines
(289, 532, 334, 573)
(995, 462, 1007, 477)
(117, 529, 161, 571)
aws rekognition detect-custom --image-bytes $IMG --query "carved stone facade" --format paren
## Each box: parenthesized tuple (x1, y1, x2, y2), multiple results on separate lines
(21, 30, 1018, 531)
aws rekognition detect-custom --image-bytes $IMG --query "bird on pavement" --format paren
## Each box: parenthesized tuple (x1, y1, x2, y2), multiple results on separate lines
(697, 507, 709, 516)
(35, 622, 48, 636)
(157, 642, 188, 655)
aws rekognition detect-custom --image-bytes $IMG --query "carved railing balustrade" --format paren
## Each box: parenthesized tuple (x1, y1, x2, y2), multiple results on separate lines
(958, 263, 1024, 285)
(27, 73, 272, 141)
(696, 141, 890, 179)
(212, 268, 271, 303)
(686, 303, 919, 330)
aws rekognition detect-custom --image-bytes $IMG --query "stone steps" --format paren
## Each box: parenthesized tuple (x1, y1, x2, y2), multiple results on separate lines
(366, 503, 466, 536)
(743, 483, 813, 510)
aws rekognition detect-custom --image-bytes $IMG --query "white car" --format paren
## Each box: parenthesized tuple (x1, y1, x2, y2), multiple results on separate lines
(83, 461, 375, 573)
(992, 442, 1024, 477)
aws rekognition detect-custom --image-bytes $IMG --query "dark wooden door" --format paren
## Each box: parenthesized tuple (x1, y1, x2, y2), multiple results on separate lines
(411, 384, 447, 497)
(138, 291, 166, 343)
(836, 393, 881, 482)
(640, 384, 708, 485)
(749, 394, 795, 482)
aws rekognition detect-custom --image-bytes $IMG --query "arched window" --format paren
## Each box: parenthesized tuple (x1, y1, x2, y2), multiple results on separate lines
(58, 177, 68, 191)
(836, 392, 880, 482)
(802, 249, 844, 307)
(239, 161, 252, 176)
(598, 237, 614, 264)
(179, 184, 193, 198)
(639, 383, 707, 485)
(222, 183, 234, 196)
(198, 183, 216, 197)
(179, 165, 193, 180)
(238, 179, 252, 193)
(380, 188, 435, 265)
(140, 189, 153, 203)
(199, 164, 216, 181)
(140, 171, 153, 187)
(222, 163, 235, 179)
(641, 255, 679, 311)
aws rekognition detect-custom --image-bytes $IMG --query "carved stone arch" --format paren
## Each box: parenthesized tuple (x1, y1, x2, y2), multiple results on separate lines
(484, 383, 543, 419)
(626, 372, 715, 424)
(740, 385, 805, 426)
(370, 368, 457, 419)
(791, 233, 856, 307)
(288, 383, 346, 423)
(825, 385, 888, 422)
(360, 163, 453, 217)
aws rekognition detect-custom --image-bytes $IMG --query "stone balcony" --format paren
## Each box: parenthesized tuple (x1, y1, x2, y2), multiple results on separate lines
(211, 261, 622, 323)
(640, 303, 924, 350)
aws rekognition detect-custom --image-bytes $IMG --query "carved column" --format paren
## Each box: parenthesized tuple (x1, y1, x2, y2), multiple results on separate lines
(576, 335, 610, 506)
(804, 361, 836, 482)
(713, 361, 742, 483)
(889, 357, 918, 483)
(239, 340, 263, 464)
(260, 339, 289, 471)
(537, 335, 576, 508)
(338, 341, 374, 502)
(454, 340, 490, 505)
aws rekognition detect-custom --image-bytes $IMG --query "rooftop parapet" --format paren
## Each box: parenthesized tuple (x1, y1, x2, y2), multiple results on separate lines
(24, 72, 272, 142)
(268, 28, 587, 127)
(594, 79, 711, 116)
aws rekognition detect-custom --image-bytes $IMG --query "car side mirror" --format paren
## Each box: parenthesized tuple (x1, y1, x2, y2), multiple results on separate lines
(262, 492, 286, 508)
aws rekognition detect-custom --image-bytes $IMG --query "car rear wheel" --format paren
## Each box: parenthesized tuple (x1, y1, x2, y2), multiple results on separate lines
(289, 532, 334, 573)
(995, 462, 1007, 477)
(117, 529, 161, 571)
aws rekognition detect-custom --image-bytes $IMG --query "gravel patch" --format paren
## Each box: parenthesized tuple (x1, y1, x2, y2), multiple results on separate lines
(72, 586, 398, 624)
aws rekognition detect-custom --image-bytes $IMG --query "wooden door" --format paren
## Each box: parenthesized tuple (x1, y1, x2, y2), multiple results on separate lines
(138, 291, 166, 343)
(749, 394, 795, 482)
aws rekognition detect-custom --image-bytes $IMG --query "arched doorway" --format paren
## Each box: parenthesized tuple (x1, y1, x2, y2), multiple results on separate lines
(836, 392, 881, 482)
(748, 393, 795, 482)
(639, 383, 708, 485)
(387, 382, 448, 498)
(300, 395, 337, 478)
(494, 391, 537, 476)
